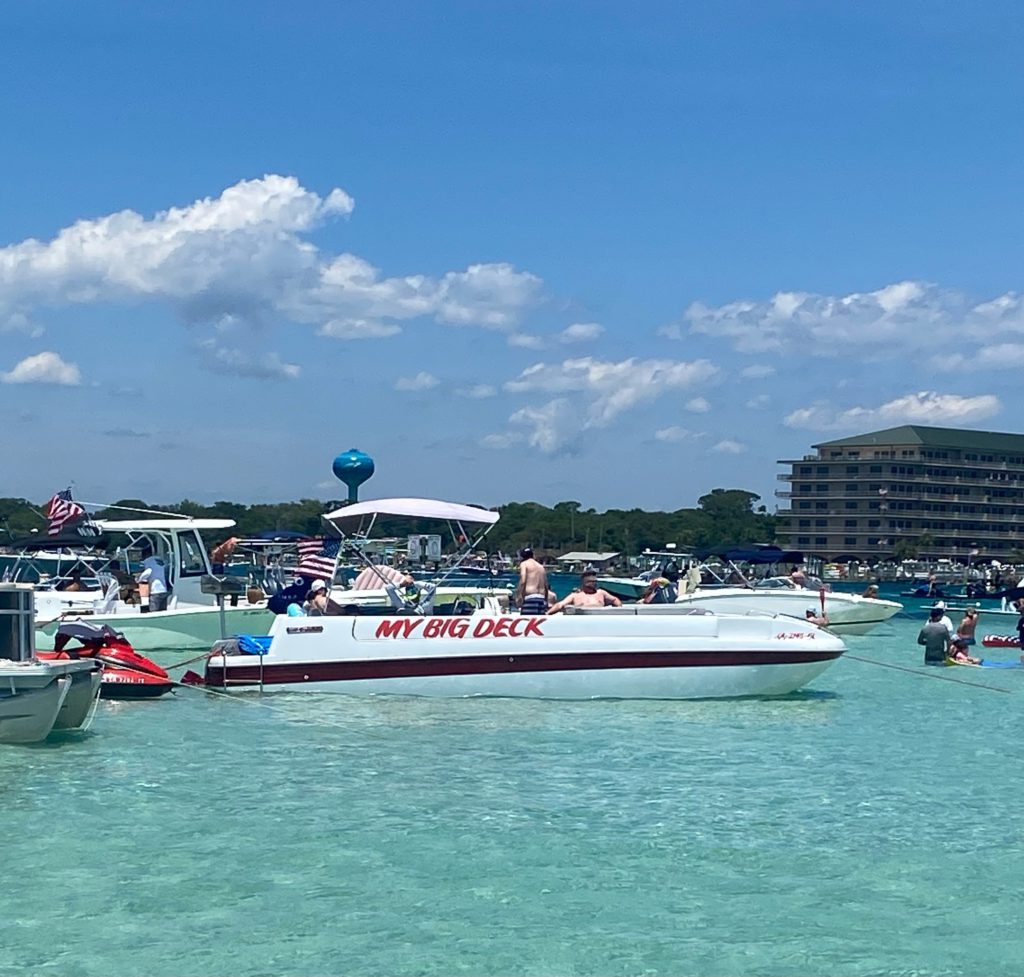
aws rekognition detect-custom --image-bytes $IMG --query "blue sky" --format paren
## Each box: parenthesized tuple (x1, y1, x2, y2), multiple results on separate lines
(3, 1, 1024, 511)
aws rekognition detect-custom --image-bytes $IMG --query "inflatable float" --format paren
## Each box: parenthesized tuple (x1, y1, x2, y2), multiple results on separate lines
(982, 634, 1021, 648)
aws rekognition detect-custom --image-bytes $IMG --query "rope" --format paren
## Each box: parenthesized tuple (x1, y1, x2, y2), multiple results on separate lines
(844, 653, 1012, 694)
(79, 671, 103, 731)
(97, 653, 380, 734)
(160, 649, 219, 671)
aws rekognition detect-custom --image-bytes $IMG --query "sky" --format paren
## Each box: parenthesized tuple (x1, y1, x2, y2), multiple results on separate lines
(3, 1, 1024, 512)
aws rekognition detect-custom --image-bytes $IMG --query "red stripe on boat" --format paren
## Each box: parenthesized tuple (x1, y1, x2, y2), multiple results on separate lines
(205, 648, 843, 686)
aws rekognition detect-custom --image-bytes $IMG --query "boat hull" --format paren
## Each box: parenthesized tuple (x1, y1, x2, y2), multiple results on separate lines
(38, 605, 274, 651)
(596, 577, 650, 601)
(204, 608, 845, 699)
(669, 590, 903, 635)
(0, 660, 101, 742)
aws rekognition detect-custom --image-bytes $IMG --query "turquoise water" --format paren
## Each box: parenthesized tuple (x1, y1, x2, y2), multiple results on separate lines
(4, 613, 1024, 977)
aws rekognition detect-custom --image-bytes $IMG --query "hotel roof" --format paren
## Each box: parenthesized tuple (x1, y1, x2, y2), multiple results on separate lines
(813, 425, 1024, 453)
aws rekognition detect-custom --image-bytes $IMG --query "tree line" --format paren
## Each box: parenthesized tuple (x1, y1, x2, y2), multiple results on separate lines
(0, 489, 775, 560)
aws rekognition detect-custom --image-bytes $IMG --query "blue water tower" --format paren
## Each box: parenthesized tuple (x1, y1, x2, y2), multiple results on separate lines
(332, 448, 375, 503)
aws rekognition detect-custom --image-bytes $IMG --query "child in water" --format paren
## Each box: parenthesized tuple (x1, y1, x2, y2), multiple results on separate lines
(948, 635, 981, 665)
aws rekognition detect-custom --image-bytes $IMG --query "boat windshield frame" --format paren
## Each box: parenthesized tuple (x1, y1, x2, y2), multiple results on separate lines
(322, 498, 501, 614)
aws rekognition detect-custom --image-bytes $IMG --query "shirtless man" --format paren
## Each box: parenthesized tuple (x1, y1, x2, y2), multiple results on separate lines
(956, 607, 980, 646)
(515, 547, 549, 615)
(548, 572, 622, 613)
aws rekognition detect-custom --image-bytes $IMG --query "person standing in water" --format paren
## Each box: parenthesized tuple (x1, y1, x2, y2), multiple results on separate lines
(956, 608, 980, 646)
(918, 607, 951, 665)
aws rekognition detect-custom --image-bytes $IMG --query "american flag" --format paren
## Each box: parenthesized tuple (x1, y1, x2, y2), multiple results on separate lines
(296, 537, 340, 580)
(46, 489, 86, 536)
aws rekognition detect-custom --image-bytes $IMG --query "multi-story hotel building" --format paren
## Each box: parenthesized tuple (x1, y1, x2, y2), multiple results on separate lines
(775, 425, 1024, 561)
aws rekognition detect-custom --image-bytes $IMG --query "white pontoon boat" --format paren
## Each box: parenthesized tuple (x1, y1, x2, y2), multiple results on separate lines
(197, 499, 846, 699)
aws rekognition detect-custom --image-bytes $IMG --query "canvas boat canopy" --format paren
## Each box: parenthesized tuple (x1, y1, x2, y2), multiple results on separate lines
(8, 532, 111, 551)
(696, 545, 804, 565)
(557, 551, 620, 564)
(323, 498, 500, 525)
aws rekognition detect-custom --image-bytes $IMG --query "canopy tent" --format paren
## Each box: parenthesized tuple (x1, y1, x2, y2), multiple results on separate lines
(557, 551, 620, 565)
(324, 498, 499, 525)
(698, 545, 804, 565)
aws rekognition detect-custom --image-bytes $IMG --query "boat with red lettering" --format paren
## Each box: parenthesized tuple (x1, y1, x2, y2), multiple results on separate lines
(192, 499, 846, 699)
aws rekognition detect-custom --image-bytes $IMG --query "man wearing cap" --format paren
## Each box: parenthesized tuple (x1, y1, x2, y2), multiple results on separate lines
(304, 579, 333, 616)
(932, 601, 954, 637)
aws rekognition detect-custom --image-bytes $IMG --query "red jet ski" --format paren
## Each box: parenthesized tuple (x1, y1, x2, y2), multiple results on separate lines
(39, 621, 174, 699)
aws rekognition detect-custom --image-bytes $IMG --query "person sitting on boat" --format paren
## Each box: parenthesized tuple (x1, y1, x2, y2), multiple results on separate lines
(918, 607, 951, 665)
(790, 565, 808, 587)
(861, 583, 880, 599)
(58, 569, 86, 592)
(548, 572, 623, 613)
(956, 608, 980, 646)
(804, 607, 829, 627)
(210, 536, 240, 573)
(305, 580, 330, 616)
(948, 635, 981, 665)
(351, 564, 414, 591)
(641, 564, 680, 604)
(515, 547, 550, 615)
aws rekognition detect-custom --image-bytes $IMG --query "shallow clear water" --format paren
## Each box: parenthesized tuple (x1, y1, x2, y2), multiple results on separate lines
(3, 614, 1024, 977)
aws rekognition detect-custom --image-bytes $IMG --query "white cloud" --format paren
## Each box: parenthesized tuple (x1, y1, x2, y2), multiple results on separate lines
(685, 397, 710, 413)
(318, 318, 402, 340)
(0, 176, 544, 367)
(559, 322, 604, 343)
(935, 343, 1024, 372)
(395, 371, 439, 392)
(490, 356, 719, 455)
(197, 339, 300, 380)
(3, 312, 43, 337)
(505, 356, 718, 427)
(456, 384, 497, 399)
(711, 439, 747, 454)
(509, 398, 578, 454)
(745, 394, 771, 409)
(784, 391, 1001, 432)
(1, 351, 81, 386)
(508, 332, 545, 349)
(740, 364, 776, 379)
(480, 432, 523, 450)
(685, 280, 1024, 358)
(654, 426, 699, 443)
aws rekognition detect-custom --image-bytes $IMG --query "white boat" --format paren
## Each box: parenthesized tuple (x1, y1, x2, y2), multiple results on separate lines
(0, 584, 101, 743)
(2, 527, 121, 622)
(196, 498, 846, 699)
(669, 577, 902, 635)
(37, 518, 273, 651)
